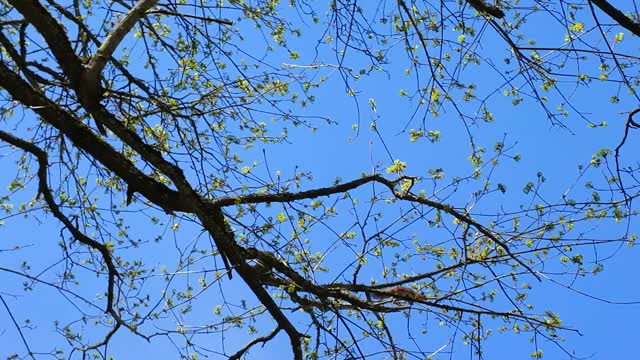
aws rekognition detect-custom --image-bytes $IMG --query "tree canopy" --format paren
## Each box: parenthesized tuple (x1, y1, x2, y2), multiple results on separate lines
(0, 0, 639, 359)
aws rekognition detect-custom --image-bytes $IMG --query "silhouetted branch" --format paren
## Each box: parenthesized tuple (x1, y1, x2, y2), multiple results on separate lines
(466, 0, 505, 18)
(228, 326, 281, 360)
(87, 0, 158, 84)
(590, 0, 640, 36)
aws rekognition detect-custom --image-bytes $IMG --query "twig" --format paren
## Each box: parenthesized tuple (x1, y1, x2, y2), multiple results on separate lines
(0, 294, 36, 359)
(147, 9, 233, 26)
(228, 326, 281, 360)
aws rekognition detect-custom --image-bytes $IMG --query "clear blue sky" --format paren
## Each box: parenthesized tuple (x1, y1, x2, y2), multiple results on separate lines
(1, 1, 639, 359)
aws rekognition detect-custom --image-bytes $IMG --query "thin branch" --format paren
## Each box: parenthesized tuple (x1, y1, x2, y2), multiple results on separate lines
(8, 0, 85, 86)
(0, 131, 118, 306)
(0, 130, 148, 341)
(147, 9, 233, 26)
(614, 107, 640, 203)
(219, 174, 540, 280)
(228, 326, 281, 360)
(212, 174, 408, 207)
(83, 323, 122, 352)
(0, 294, 36, 360)
(0, 30, 43, 88)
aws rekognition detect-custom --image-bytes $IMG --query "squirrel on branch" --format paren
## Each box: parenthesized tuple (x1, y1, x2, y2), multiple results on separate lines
(371, 286, 427, 302)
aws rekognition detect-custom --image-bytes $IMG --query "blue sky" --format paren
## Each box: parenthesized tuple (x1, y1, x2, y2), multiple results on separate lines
(1, 1, 640, 359)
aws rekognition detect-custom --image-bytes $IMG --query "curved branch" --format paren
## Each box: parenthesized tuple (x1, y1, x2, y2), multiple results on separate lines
(211, 174, 406, 206)
(228, 326, 281, 360)
(0, 130, 146, 340)
(0, 130, 119, 309)
(614, 107, 640, 202)
(221, 174, 540, 280)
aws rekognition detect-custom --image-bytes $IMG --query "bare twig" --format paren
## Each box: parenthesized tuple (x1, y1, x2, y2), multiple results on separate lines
(148, 9, 233, 26)
(228, 326, 281, 360)
(614, 108, 640, 203)
(0, 294, 36, 360)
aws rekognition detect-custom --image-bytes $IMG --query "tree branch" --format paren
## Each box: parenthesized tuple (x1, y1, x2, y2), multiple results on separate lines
(590, 0, 640, 36)
(228, 326, 281, 360)
(87, 0, 158, 81)
(10, 0, 105, 133)
(0, 30, 43, 89)
(8, 0, 85, 87)
(0, 130, 146, 340)
(465, 0, 505, 18)
(218, 174, 540, 280)
(148, 9, 233, 26)
(212, 174, 408, 206)
(0, 294, 36, 360)
(614, 107, 640, 202)
(198, 208, 306, 360)
(11, 2, 197, 190)
(0, 61, 188, 214)
(0, 51, 303, 356)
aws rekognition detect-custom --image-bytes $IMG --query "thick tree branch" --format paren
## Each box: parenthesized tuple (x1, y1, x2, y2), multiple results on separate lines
(87, 0, 158, 82)
(0, 54, 297, 356)
(465, 0, 505, 18)
(9, 2, 232, 203)
(0, 61, 188, 214)
(44, 0, 170, 120)
(9, 1, 196, 191)
(10, 0, 105, 133)
(8, 0, 85, 87)
(197, 208, 306, 360)
(8, 0, 101, 111)
(212, 174, 409, 206)
(590, 0, 640, 36)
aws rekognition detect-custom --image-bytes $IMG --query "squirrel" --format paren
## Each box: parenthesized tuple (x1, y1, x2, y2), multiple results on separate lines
(371, 286, 426, 302)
